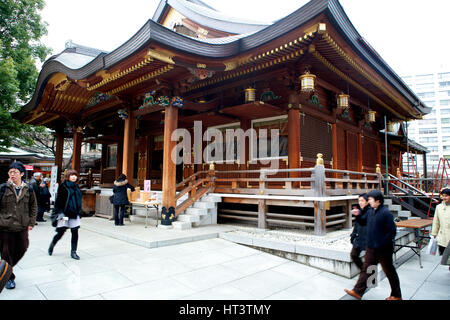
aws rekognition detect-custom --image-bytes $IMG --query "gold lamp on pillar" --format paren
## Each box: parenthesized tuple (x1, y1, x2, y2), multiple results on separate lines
(245, 87, 256, 103)
(299, 66, 316, 93)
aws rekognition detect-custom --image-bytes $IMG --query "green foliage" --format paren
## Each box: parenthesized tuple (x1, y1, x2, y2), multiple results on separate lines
(0, 0, 51, 151)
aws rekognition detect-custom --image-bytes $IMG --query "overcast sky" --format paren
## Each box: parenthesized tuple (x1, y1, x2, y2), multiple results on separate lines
(40, 0, 450, 76)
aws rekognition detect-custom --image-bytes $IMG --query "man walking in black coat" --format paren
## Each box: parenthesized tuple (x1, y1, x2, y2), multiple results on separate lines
(345, 190, 402, 300)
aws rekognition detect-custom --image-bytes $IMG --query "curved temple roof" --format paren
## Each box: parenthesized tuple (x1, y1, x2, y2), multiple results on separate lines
(16, 0, 431, 121)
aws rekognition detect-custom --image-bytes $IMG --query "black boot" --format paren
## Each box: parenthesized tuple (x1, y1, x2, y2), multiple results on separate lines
(71, 251, 80, 260)
(48, 242, 55, 256)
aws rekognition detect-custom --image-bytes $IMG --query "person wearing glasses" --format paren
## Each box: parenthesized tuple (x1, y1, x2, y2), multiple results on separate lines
(0, 161, 37, 290)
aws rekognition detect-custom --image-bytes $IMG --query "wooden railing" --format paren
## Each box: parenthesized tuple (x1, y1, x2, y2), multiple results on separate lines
(171, 154, 383, 235)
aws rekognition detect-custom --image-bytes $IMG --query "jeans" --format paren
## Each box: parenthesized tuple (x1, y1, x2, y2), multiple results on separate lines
(114, 205, 126, 225)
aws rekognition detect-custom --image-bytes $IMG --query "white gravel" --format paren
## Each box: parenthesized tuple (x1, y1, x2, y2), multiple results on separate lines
(222, 223, 354, 252)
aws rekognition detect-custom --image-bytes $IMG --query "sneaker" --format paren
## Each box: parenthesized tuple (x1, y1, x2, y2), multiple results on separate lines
(0, 260, 13, 293)
(5, 279, 15, 290)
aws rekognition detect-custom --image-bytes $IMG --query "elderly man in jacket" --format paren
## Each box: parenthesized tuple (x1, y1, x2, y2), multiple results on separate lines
(0, 161, 37, 290)
(345, 190, 402, 300)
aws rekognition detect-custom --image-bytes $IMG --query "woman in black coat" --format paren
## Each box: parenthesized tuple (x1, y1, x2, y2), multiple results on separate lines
(350, 193, 370, 270)
(112, 174, 135, 226)
(48, 169, 82, 260)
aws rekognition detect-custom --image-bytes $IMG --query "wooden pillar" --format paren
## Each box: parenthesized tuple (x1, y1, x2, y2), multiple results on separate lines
(116, 142, 123, 180)
(122, 109, 136, 183)
(55, 131, 64, 183)
(146, 136, 153, 181)
(162, 105, 179, 209)
(240, 118, 251, 188)
(100, 143, 107, 184)
(331, 124, 338, 170)
(72, 129, 82, 174)
(288, 105, 301, 187)
(357, 133, 363, 172)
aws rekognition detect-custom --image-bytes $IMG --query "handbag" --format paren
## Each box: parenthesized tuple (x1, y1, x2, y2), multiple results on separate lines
(426, 237, 438, 256)
(50, 209, 59, 227)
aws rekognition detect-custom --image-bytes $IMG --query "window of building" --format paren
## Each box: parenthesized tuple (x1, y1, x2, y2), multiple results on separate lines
(419, 137, 438, 143)
(417, 92, 434, 99)
(424, 101, 435, 107)
(427, 146, 439, 153)
(416, 83, 434, 92)
(419, 128, 437, 135)
(438, 72, 450, 81)
(429, 155, 440, 162)
(443, 127, 450, 134)
(420, 119, 437, 125)
(441, 100, 450, 106)
(439, 81, 450, 88)
(442, 118, 450, 124)
(443, 136, 450, 143)
(441, 109, 450, 115)
(416, 74, 434, 83)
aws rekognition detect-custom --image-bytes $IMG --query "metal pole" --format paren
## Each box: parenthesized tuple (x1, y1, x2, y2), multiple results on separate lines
(384, 116, 389, 196)
(406, 121, 410, 178)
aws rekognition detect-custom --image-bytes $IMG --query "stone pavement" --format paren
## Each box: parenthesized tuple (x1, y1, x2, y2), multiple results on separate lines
(0, 217, 448, 300)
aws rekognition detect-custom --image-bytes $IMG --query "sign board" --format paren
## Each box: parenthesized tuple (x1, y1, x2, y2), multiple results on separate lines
(24, 165, 34, 171)
(50, 165, 58, 202)
(144, 180, 151, 192)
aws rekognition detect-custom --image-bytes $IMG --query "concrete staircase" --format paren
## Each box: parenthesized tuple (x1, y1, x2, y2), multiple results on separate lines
(172, 194, 221, 230)
(384, 198, 415, 220)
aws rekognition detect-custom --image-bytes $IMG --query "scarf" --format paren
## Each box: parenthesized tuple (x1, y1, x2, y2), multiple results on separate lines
(65, 181, 81, 216)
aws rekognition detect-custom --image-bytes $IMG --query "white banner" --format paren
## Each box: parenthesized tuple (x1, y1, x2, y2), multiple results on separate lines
(50, 165, 58, 202)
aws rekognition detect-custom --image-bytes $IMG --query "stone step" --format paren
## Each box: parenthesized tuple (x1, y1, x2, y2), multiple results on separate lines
(172, 221, 192, 230)
(389, 204, 402, 212)
(202, 195, 221, 203)
(177, 214, 200, 223)
(186, 207, 208, 216)
(398, 210, 411, 218)
(384, 199, 393, 206)
(194, 201, 216, 209)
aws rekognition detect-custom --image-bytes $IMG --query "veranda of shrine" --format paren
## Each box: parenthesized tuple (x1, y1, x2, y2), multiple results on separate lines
(15, 0, 431, 235)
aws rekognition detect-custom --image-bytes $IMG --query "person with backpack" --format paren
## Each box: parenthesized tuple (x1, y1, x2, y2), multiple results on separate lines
(112, 174, 135, 226)
(0, 161, 37, 290)
(48, 169, 82, 260)
(40, 178, 52, 217)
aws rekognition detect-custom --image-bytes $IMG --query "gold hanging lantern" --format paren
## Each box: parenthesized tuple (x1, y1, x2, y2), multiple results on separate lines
(337, 92, 349, 110)
(366, 110, 376, 123)
(245, 87, 256, 103)
(299, 69, 316, 93)
(387, 121, 395, 132)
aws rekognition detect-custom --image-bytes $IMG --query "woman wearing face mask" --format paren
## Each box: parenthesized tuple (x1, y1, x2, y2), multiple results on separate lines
(48, 169, 82, 260)
(349, 194, 371, 270)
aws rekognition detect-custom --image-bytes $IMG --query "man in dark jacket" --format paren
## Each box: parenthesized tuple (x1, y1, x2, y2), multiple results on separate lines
(0, 161, 37, 290)
(29, 172, 46, 222)
(345, 190, 402, 300)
